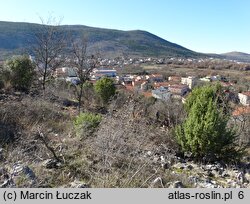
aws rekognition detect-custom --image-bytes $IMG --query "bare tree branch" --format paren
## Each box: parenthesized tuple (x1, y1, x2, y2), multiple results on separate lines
(36, 128, 61, 162)
(68, 34, 98, 113)
(31, 16, 66, 90)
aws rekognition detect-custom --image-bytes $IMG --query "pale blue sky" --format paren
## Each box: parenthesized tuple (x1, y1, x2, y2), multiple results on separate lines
(0, 0, 250, 54)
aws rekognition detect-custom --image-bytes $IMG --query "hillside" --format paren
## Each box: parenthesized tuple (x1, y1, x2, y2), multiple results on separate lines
(0, 21, 203, 59)
(0, 88, 249, 188)
(222, 51, 250, 62)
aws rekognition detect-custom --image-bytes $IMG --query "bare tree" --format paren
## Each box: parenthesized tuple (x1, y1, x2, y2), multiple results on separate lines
(69, 35, 98, 113)
(31, 16, 66, 90)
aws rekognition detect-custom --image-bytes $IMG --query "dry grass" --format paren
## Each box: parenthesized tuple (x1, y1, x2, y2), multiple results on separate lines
(1, 85, 248, 188)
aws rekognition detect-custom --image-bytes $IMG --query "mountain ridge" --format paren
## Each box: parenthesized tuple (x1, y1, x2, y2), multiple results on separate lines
(221, 51, 250, 63)
(0, 21, 202, 59)
(1, 21, 250, 62)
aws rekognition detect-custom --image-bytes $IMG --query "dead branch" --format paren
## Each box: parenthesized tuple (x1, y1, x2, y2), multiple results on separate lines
(36, 128, 61, 162)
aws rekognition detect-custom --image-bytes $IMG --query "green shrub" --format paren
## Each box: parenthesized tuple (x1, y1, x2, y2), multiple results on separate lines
(94, 77, 116, 105)
(4, 55, 35, 91)
(175, 85, 244, 162)
(74, 112, 102, 137)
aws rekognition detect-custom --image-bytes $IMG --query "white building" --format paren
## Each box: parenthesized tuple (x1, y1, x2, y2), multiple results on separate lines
(181, 76, 197, 89)
(238, 92, 250, 106)
(152, 86, 171, 101)
(29, 55, 35, 62)
(210, 75, 221, 81)
(55, 67, 78, 78)
(92, 68, 117, 78)
(200, 76, 211, 82)
(54, 67, 80, 84)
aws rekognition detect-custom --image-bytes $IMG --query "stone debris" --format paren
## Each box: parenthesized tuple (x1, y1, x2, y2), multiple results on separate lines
(43, 159, 62, 169)
(143, 149, 250, 188)
(70, 180, 90, 188)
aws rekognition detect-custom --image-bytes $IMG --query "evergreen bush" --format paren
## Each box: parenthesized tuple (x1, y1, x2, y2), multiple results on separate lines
(74, 112, 102, 137)
(175, 85, 244, 162)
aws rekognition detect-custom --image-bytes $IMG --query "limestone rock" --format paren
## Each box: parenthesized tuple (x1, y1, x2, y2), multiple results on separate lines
(43, 159, 62, 169)
(70, 180, 90, 188)
(171, 181, 184, 188)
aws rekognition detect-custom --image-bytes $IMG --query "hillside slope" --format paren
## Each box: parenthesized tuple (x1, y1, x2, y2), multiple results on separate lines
(0, 21, 202, 58)
(222, 51, 250, 62)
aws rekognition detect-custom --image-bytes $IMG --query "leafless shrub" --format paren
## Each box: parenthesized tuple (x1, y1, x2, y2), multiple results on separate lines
(231, 114, 250, 147)
(74, 94, 180, 187)
(31, 16, 67, 90)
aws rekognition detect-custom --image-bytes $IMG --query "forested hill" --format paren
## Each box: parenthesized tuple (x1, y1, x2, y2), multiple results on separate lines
(0, 21, 202, 58)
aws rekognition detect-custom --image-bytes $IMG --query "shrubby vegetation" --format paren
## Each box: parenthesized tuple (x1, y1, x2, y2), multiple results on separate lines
(175, 85, 245, 162)
(94, 77, 116, 105)
(1, 55, 35, 91)
(0, 78, 249, 187)
(74, 112, 102, 137)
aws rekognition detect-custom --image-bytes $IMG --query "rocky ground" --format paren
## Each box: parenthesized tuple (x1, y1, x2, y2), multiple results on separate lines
(147, 150, 250, 188)
(1, 148, 250, 188)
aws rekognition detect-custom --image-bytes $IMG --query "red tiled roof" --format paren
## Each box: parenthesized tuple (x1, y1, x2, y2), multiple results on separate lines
(169, 84, 188, 89)
(153, 82, 171, 88)
(169, 76, 181, 81)
(142, 91, 152, 98)
(232, 106, 250, 116)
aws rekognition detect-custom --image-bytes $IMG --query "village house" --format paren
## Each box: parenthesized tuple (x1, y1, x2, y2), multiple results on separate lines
(181, 76, 197, 89)
(152, 86, 171, 101)
(54, 67, 80, 84)
(132, 79, 148, 90)
(210, 75, 221, 81)
(146, 74, 164, 82)
(54, 67, 77, 78)
(121, 76, 133, 86)
(134, 75, 145, 81)
(90, 73, 103, 80)
(200, 76, 211, 82)
(238, 91, 250, 106)
(169, 84, 189, 98)
(168, 76, 181, 82)
(153, 82, 171, 89)
(92, 68, 117, 78)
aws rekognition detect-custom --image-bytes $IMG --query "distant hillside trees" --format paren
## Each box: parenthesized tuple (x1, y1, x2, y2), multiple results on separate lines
(31, 17, 66, 90)
(2, 55, 35, 91)
(175, 85, 245, 162)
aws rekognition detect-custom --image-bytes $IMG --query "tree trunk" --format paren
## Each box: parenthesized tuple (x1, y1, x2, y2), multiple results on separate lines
(78, 84, 84, 114)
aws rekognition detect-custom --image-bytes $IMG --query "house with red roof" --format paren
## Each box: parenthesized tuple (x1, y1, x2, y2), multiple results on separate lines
(169, 84, 189, 96)
(168, 76, 181, 82)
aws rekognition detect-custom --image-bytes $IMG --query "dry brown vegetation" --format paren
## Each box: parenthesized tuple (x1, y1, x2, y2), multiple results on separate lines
(0, 64, 250, 188)
(0, 84, 195, 187)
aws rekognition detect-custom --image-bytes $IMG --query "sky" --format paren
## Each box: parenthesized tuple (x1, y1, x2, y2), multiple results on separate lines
(0, 0, 250, 54)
